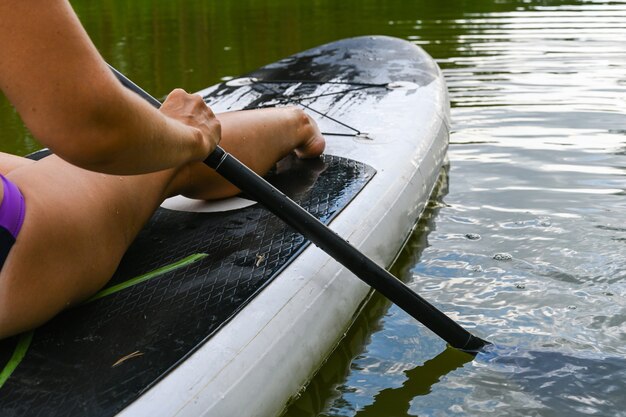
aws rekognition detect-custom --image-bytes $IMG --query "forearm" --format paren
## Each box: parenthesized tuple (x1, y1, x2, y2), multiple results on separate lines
(0, 0, 209, 175)
(51, 86, 208, 175)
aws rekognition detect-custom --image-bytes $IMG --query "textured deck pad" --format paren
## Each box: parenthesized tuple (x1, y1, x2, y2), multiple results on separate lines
(0, 155, 374, 417)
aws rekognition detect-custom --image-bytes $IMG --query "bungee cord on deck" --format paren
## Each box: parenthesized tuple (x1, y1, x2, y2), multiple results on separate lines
(214, 78, 392, 138)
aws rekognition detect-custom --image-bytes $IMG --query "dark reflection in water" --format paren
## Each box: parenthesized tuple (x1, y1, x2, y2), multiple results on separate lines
(354, 348, 473, 417)
(347, 345, 626, 416)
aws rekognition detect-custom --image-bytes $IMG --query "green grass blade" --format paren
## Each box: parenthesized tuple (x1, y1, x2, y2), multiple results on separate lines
(85, 253, 208, 303)
(0, 331, 34, 388)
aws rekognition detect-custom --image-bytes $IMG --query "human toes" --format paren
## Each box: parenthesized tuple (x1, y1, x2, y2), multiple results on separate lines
(292, 109, 325, 159)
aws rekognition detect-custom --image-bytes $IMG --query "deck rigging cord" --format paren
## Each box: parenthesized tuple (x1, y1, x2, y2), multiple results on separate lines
(227, 78, 389, 137)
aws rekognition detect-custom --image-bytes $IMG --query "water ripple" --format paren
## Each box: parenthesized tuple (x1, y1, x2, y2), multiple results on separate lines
(286, 2, 626, 416)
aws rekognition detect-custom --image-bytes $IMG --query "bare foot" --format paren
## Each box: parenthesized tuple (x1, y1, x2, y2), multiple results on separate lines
(294, 112, 326, 159)
(169, 107, 326, 201)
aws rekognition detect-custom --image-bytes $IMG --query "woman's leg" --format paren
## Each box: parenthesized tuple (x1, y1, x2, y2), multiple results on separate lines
(175, 107, 325, 200)
(0, 107, 324, 338)
(0, 156, 178, 337)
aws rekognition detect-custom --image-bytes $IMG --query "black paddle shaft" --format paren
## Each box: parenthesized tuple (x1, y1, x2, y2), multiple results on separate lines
(109, 65, 489, 352)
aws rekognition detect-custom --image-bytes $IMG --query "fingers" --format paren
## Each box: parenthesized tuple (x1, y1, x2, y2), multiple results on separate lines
(160, 88, 221, 160)
(162, 89, 215, 121)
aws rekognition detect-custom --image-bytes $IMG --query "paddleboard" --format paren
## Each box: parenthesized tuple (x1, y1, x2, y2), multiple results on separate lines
(0, 35, 449, 417)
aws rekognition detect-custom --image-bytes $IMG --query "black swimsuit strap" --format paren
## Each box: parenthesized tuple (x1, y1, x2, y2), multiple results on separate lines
(0, 227, 16, 267)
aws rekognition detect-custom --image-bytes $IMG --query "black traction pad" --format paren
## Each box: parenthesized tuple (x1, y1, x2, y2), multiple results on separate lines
(0, 154, 375, 417)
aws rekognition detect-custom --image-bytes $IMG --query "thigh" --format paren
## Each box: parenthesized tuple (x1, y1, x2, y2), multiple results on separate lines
(0, 154, 174, 337)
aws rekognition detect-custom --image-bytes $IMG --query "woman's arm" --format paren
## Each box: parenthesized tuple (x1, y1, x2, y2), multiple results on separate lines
(0, 0, 219, 174)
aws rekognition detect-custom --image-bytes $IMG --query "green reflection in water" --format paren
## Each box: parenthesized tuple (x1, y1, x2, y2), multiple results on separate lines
(0, 0, 573, 154)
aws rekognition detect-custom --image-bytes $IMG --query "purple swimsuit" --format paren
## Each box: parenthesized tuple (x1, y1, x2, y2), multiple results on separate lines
(0, 174, 26, 265)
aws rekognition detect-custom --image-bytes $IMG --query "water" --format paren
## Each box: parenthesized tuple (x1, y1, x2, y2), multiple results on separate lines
(2, 0, 626, 415)
(285, 2, 626, 416)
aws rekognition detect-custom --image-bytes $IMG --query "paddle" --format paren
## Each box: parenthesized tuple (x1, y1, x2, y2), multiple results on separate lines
(109, 65, 489, 353)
